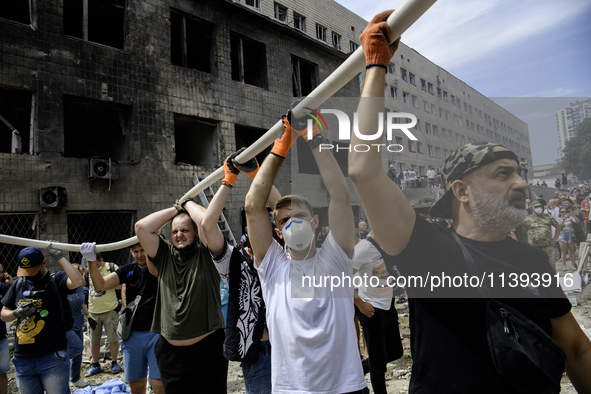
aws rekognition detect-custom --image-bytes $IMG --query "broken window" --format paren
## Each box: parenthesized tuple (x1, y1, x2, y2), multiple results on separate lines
(174, 114, 217, 166)
(293, 12, 306, 31)
(63, 0, 126, 50)
(235, 125, 271, 167)
(0, 0, 32, 25)
(349, 41, 359, 52)
(246, 0, 261, 9)
(332, 32, 342, 51)
(316, 24, 327, 42)
(171, 9, 214, 73)
(400, 68, 407, 82)
(67, 211, 135, 265)
(231, 33, 268, 89)
(409, 72, 416, 86)
(274, 3, 287, 22)
(388, 63, 395, 74)
(291, 55, 317, 97)
(0, 87, 32, 154)
(63, 96, 130, 160)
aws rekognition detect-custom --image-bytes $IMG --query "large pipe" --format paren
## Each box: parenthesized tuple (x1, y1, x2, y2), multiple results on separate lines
(0, 0, 437, 253)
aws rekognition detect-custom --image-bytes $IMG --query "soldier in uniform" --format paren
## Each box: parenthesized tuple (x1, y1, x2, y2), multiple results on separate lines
(522, 200, 563, 272)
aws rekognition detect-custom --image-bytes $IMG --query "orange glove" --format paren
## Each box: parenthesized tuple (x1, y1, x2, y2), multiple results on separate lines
(231, 147, 259, 180)
(360, 10, 401, 71)
(270, 112, 301, 158)
(222, 155, 239, 187)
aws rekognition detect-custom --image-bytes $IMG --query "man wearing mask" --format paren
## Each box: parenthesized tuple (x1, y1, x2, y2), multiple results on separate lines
(245, 112, 367, 393)
(1, 246, 84, 393)
(522, 201, 563, 271)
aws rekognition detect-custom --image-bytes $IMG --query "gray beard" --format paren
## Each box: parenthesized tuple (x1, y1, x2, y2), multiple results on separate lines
(470, 183, 529, 232)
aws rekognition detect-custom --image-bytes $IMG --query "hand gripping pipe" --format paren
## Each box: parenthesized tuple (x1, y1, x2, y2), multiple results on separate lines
(0, 0, 437, 253)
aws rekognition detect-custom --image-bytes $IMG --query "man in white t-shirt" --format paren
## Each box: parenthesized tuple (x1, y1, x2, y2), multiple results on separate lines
(245, 112, 367, 394)
(426, 166, 437, 188)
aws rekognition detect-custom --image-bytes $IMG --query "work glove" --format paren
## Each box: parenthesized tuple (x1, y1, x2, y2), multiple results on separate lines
(173, 197, 191, 213)
(86, 314, 98, 330)
(270, 110, 304, 158)
(230, 147, 260, 180)
(360, 10, 401, 70)
(46, 241, 64, 260)
(13, 302, 36, 318)
(222, 153, 240, 188)
(80, 242, 96, 262)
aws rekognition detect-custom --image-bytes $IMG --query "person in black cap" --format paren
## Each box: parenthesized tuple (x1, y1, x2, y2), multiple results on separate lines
(349, 10, 591, 393)
(1, 245, 84, 393)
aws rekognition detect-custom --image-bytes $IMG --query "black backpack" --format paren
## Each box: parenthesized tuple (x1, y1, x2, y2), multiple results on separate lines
(16, 271, 74, 332)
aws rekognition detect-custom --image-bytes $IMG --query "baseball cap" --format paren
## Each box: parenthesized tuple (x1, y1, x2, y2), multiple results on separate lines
(17, 247, 45, 277)
(428, 142, 518, 219)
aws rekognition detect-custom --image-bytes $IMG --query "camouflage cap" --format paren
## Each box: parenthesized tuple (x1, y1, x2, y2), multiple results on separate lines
(531, 200, 542, 208)
(428, 141, 518, 219)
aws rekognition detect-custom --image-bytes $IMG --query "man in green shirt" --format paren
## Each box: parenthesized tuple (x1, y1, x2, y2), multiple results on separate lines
(135, 198, 228, 393)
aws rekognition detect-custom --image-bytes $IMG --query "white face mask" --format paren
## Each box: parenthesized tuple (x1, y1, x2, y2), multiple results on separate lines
(281, 217, 315, 251)
(534, 207, 543, 214)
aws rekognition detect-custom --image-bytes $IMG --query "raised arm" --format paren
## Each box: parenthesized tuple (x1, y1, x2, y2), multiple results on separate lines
(348, 10, 415, 256)
(183, 201, 209, 247)
(135, 207, 178, 258)
(245, 117, 297, 265)
(46, 244, 84, 290)
(310, 139, 354, 257)
(80, 243, 122, 291)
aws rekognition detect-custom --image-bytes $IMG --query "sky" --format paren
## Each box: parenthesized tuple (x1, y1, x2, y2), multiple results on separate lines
(334, 0, 591, 165)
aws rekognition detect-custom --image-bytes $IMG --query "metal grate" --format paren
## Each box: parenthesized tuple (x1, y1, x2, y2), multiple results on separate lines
(0, 213, 39, 276)
(66, 211, 136, 266)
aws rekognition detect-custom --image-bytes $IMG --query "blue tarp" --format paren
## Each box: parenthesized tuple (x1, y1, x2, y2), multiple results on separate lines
(73, 378, 131, 394)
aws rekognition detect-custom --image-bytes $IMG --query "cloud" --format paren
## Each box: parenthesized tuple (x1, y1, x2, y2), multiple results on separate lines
(337, 0, 591, 70)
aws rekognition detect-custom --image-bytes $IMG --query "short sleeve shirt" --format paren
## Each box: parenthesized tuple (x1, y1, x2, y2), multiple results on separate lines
(150, 238, 223, 340)
(256, 233, 367, 394)
(115, 262, 158, 331)
(2, 271, 73, 356)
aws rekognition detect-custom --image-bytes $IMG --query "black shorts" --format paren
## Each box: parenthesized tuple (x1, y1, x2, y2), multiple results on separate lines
(154, 330, 228, 394)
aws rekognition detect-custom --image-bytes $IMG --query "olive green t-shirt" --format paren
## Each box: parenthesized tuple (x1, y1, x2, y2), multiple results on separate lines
(150, 237, 224, 340)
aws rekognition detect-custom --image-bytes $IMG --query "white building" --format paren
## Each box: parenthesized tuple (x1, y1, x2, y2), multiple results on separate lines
(556, 99, 591, 158)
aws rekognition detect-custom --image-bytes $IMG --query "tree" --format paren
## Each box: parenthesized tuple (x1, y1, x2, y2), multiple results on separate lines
(561, 118, 591, 182)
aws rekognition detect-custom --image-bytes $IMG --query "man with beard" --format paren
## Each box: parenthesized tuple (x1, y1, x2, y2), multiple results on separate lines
(135, 197, 228, 392)
(348, 10, 591, 392)
(80, 242, 163, 394)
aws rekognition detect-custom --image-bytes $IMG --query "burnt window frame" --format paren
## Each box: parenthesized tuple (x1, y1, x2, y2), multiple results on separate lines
(230, 32, 268, 89)
(63, 0, 127, 50)
(170, 9, 215, 73)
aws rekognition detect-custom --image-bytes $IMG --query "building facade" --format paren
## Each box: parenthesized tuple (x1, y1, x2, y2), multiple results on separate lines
(556, 99, 591, 158)
(0, 0, 531, 274)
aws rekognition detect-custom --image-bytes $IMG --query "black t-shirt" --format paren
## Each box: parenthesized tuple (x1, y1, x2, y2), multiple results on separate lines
(390, 216, 571, 393)
(115, 262, 157, 331)
(0, 283, 10, 339)
(2, 271, 73, 357)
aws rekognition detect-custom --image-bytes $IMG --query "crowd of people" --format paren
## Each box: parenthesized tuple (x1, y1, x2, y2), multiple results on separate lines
(2, 10, 591, 394)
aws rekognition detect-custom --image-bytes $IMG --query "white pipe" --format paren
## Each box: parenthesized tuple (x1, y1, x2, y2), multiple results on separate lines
(0, 0, 437, 253)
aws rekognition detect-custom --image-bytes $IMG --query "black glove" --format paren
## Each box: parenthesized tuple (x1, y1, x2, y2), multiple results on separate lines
(13, 302, 36, 318)
(230, 147, 259, 176)
(47, 241, 64, 260)
(86, 314, 98, 330)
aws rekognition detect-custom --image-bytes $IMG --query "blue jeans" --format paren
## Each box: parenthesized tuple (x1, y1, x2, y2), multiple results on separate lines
(67, 329, 84, 382)
(0, 338, 10, 374)
(13, 349, 70, 394)
(241, 341, 271, 394)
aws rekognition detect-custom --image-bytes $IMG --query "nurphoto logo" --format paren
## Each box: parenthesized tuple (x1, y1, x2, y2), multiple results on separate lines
(306, 110, 418, 152)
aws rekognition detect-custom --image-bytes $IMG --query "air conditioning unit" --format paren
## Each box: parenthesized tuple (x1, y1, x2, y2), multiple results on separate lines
(89, 157, 119, 180)
(39, 186, 67, 210)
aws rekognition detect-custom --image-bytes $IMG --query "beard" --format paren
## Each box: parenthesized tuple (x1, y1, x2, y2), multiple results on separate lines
(470, 182, 529, 232)
(173, 237, 198, 253)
